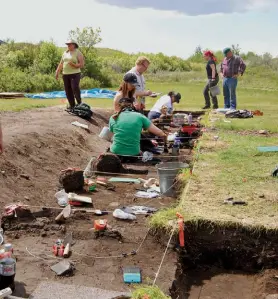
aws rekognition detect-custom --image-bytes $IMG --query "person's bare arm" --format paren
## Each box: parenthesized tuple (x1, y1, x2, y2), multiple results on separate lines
(219, 62, 223, 78)
(55, 59, 63, 80)
(135, 90, 152, 97)
(0, 123, 3, 154)
(113, 93, 122, 112)
(210, 64, 216, 80)
(148, 123, 166, 137)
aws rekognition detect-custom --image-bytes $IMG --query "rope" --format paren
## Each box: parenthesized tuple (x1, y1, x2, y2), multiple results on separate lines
(152, 226, 175, 286)
(25, 230, 150, 262)
(71, 229, 150, 259)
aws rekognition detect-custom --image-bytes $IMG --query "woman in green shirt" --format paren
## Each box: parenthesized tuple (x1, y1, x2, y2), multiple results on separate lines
(56, 40, 84, 111)
(109, 98, 166, 160)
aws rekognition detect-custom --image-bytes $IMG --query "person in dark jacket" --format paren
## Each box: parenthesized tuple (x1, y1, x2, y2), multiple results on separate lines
(202, 50, 219, 109)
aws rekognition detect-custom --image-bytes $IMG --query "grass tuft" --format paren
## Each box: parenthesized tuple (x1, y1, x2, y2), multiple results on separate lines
(132, 285, 170, 299)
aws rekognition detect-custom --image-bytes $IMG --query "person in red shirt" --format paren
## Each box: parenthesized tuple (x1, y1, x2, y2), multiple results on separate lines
(202, 50, 219, 109)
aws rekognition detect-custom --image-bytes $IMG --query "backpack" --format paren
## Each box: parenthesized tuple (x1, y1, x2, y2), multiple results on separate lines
(225, 110, 253, 119)
(72, 103, 93, 120)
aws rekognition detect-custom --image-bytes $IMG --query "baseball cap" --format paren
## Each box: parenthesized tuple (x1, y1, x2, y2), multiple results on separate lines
(174, 92, 181, 103)
(123, 73, 138, 86)
(223, 47, 231, 56)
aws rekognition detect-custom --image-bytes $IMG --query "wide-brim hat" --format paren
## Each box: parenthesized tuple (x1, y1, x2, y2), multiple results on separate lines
(65, 40, 79, 49)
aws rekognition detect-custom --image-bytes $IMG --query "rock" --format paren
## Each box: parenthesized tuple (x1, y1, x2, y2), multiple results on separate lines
(259, 194, 265, 198)
(109, 202, 120, 208)
(24, 196, 30, 201)
(41, 232, 47, 238)
(29, 220, 45, 229)
(1, 171, 5, 175)
(259, 130, 268, 135)
(20, 174, 30, 180)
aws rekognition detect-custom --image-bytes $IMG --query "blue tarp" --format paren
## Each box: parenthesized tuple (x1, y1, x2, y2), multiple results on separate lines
(25, 88, 117, 99)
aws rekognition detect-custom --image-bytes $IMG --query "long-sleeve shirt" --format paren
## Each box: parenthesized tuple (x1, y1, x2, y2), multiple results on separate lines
(220, 55, 246, 78)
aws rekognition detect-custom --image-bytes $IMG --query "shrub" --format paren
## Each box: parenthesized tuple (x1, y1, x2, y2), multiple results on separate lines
(80, 77, 101, 89)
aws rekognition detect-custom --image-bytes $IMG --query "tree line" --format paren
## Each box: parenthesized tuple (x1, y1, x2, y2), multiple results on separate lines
(0, 27, 277, 93)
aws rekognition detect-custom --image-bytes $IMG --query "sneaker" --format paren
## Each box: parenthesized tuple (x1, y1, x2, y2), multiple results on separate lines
(202, 106, 210, 109)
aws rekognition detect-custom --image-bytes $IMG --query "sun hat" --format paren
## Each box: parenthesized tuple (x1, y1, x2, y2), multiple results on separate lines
(123, 73, 138, 86)
(65, 40, 79, 49)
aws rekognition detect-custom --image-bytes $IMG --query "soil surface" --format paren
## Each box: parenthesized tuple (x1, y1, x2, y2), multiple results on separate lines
(0, 107, 178, 297)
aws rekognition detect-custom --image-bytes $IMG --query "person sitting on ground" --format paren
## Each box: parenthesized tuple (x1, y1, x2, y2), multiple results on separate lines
(148, 91, 181, 121)
(114, 73, 137, 112)
(152, 105, 170, 123)
(109, 98, 166, 162)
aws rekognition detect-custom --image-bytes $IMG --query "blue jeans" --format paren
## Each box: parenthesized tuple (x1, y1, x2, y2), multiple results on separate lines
(223, 77, 238, 109)
(148, 111, 161, 120)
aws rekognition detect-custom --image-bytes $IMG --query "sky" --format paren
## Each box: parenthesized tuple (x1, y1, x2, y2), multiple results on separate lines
(1, 0, 278, 58)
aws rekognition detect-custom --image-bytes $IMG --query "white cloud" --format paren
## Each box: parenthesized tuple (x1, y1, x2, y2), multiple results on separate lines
(96, 0, 278, 15)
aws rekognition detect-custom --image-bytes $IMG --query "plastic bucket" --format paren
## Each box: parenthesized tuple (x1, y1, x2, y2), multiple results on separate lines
(210, 85, 221, 97)
(156, 162, 189, 197)
(99, 127, 113, 142)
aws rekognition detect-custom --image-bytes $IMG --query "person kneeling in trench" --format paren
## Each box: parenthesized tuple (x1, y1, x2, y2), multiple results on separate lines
(109, 98, 166, 163)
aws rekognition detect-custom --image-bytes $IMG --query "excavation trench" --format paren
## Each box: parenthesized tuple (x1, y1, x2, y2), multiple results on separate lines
(170, 223, 278, 299)
(0, 107, 203, 297)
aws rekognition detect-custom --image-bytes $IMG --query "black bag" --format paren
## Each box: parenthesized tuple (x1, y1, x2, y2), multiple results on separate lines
(225, 110, 253, 119)
(72, 103, 93, 120)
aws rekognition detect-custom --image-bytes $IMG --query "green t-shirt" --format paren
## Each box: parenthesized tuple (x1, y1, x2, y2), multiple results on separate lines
(62, 49, 81, 75)
(109, 110, 151, 156)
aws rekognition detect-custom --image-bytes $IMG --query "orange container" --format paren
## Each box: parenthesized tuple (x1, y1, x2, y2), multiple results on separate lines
(94, 219, 107, 231)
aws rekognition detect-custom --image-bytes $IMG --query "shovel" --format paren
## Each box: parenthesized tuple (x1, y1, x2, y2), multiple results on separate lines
(55, 205, 71, 223)
(63, 232, 73, 258)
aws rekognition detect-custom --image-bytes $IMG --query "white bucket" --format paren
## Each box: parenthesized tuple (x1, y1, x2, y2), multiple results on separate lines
(210, 85, 221, 97)
(99, 127, 113, 142)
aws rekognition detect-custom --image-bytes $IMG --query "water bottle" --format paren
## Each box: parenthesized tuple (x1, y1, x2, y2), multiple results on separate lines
(0, 244, 16, 291)
(188, 113, 193, 126)
(172, 140, 180, 156)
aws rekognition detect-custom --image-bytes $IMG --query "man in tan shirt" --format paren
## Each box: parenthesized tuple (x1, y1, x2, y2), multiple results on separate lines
(127, 56, 153, 112)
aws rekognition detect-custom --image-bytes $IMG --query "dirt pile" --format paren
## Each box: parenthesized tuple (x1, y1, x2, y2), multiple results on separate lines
(0, 107, 112, 208)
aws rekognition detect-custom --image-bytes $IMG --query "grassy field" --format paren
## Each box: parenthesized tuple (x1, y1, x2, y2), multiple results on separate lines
(1, 81, 278, 131)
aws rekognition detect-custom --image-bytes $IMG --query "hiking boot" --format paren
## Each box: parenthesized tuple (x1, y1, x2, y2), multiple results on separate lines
(202, 106, 210, 109)
(213, 105, 219, 109)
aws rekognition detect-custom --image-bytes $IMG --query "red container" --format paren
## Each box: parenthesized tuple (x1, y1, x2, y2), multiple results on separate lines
(94, 219, 107, 231)
(180, 125, 200, 136)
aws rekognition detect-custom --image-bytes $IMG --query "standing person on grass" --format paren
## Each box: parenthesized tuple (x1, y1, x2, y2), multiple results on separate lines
(56, 40, 85, 112)
(114, 73, 137, 112)
(127, 56, 153, 112)
(202, 50, 219, 110)
(220, 47, 246, 110)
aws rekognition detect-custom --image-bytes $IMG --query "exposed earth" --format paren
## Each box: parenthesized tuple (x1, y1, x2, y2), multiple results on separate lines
(0, 106, 277, 298)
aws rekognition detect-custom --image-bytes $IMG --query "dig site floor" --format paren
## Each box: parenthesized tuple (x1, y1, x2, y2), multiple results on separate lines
(0, 107, 277, 299)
